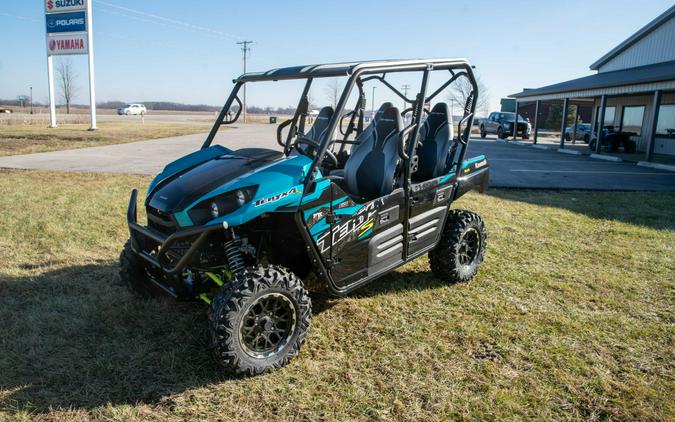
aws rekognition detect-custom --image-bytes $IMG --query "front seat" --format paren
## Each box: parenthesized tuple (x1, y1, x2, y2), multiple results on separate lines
(414, 102, 453, 181)
(343, 105, 403, 200)
(304, 106, 333, 144)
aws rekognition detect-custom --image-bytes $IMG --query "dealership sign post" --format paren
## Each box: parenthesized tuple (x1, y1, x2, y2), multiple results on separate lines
(45, 0, 96, 129)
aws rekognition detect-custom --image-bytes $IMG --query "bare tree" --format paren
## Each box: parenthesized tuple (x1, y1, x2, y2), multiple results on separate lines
(324, 79, 342, 109)
(446, 73, 489, 117)
(57, 58, 78, 114)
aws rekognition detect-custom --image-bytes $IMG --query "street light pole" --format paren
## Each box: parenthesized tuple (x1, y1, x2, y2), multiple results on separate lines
(30, 87, 33, 114)
(237, 40, 253, 123)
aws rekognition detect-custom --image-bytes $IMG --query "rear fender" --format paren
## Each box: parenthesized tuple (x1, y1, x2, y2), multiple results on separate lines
(454, 155, 489, 199)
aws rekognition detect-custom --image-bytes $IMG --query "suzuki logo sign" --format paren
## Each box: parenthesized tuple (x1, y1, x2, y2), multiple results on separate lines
(45, 0, 86, 13)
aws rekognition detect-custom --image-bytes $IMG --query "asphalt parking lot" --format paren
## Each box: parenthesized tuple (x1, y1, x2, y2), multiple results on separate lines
(0, 124, 673, 191)
(466, 139, 675, 191)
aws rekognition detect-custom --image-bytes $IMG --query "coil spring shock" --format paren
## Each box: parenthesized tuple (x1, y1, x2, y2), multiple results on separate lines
(224, 232, 245, 277)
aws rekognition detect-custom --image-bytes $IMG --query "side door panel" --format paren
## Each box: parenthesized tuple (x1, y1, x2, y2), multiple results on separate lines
(406, 177, 453, 257)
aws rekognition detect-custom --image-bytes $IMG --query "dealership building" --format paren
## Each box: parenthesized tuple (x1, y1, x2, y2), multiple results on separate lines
(510, 5, 675, 163)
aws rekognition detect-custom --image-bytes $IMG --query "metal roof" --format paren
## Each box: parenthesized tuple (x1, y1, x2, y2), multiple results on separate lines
(235, 58, 471, 82)
(509, 60, 675, 99)
(590, 5, 675, 70)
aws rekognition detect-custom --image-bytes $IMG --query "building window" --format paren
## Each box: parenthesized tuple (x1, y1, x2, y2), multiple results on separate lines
(595, 106, 616, 131)
(621, 106, 645, 135)
(656, 104, 675, 138)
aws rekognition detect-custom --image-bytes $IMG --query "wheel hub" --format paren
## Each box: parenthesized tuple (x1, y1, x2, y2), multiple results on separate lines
(239, 293, 296, 358)
(458, 228, 480, 266)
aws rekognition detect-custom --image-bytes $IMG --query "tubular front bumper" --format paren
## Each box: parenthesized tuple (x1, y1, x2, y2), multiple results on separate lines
(127, 189, 224, 275)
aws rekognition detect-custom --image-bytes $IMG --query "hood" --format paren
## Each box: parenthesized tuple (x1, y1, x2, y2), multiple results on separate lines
(148, 148, 284, 212)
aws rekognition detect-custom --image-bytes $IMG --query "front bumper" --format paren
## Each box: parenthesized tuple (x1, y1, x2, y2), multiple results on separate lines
(127, 189, 224, 275)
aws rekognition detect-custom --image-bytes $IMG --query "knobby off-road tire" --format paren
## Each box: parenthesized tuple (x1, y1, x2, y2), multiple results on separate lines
(209, 265, 311, 376)
(119, 239, 162, 298)
(429, 210, 487, 284)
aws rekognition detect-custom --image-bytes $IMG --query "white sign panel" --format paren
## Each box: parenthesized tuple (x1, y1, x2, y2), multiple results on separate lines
(47, 33, 88, 55)
(45, 0, 87, 13)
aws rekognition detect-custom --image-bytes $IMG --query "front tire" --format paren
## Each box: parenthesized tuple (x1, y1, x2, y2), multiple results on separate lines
(497, 126, 506, 139)
(209, 265, 311, 376)
(429, 210, 487, 284)
(480, 126, 486, 138)
(119, 239, 162, 298)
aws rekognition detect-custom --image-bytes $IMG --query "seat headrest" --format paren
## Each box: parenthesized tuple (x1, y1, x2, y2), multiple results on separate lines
(374, 106, 403, 145)
(306, 106, 334, 142)
(423, 103, 450, 137)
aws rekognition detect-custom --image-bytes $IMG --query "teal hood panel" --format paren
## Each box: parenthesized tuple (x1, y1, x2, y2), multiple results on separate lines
(173, 153, 317, 227)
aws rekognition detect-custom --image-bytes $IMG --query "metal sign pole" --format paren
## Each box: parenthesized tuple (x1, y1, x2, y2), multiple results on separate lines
(86, 0, 97, 130)
(47, 54, 57, 128)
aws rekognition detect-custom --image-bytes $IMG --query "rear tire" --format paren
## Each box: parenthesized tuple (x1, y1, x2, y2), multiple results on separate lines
(583, 134, 590, 144)
(480, 126, 486, 138)
(119, 239, 161, 298)
(565, 133, 571, 142)
(429, 210, 487, 284)
(209, 265, 311, 376)
(589, 139, 597, 150)
(497, 127, 506, 139)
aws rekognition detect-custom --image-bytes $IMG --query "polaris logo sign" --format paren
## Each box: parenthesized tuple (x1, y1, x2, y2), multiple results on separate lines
(45, 0, 86, 13)
(46, 11, 86, 33)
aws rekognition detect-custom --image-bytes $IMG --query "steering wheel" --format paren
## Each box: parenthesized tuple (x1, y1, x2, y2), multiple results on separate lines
(295, 138, 338, 167)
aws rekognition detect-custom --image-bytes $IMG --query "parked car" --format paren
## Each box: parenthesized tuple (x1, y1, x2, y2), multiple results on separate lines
(117, 104, 146, 115)
(0, 107, 12, 114)
(480, 112, 531, 139)
(564, 123, 592, 143)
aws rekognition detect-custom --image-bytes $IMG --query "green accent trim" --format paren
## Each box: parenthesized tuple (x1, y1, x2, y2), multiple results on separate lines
(206, 272, 224, 286)
(438, 172, 456, 184)
(199, 293, 212, 304)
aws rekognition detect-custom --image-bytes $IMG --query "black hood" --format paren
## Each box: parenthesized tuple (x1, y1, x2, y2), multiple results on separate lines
(148, 148, 283, 212)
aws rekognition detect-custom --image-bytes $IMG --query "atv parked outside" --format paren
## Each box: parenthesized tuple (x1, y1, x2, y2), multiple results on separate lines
(121, 59, 489, 375)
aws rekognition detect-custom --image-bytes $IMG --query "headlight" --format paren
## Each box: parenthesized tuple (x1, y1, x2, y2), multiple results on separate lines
(188, 186, 258, 225)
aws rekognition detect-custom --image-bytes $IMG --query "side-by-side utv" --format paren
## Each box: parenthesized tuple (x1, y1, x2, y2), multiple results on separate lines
(122, 58, 490, 375)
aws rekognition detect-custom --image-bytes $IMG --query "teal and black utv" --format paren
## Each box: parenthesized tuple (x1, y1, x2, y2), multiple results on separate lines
(122, 58, 489, 375)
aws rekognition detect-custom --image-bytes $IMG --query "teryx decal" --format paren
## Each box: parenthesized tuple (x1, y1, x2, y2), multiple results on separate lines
(254, 187, 300, 207)
(315, 201, 378, 254)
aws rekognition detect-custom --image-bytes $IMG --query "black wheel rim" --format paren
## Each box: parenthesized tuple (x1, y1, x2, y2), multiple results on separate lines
(239, 293, 296, 358)
(458, 228, 480, 266)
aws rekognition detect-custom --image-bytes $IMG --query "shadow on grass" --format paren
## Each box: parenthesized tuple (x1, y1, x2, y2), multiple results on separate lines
(485, 189, 675, 231)
(0, 262, 441, 413)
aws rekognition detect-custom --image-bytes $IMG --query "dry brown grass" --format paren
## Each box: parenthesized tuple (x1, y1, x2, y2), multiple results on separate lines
(0, 170, 673, 421)
(0, 121, 210, 156)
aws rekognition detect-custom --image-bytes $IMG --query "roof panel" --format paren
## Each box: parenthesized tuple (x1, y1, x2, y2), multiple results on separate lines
(235, 58, 471, 82)
(510, 60, 675, 99)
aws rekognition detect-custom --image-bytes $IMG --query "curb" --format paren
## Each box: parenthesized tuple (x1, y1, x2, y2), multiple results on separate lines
(531, 144, 552, 150)
(637, 161, 675, 172)
(557, 148, 581, 155)
(590, 154, 622, 162)
(511, 140, 528, 146)
(495, 139, 507, 144)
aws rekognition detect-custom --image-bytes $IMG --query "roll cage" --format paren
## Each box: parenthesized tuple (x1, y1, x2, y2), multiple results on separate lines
(201, 58, 479, 189)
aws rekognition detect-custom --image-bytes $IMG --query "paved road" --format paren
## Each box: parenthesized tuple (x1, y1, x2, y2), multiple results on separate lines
(0, 124, 279, 174)
(0, 124, 673, 190)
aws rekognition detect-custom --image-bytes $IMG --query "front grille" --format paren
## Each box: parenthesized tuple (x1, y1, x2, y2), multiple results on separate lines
(147, 206, 177, 234)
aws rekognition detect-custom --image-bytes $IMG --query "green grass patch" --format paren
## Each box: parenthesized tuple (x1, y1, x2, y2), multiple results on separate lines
(0, 170, 673, 421)
(0, 121, 210, 156)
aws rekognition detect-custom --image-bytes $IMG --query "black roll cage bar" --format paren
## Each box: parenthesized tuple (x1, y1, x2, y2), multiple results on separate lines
(201, 59, 478, 187)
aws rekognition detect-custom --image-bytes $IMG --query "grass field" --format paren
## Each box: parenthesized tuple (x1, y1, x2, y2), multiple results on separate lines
(0, 121, 210, 156)
(0, 170, 673, 421)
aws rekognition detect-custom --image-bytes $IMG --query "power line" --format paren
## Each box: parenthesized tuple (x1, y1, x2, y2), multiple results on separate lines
(94, 0, 242, 40)
(237, 40, 253, 123)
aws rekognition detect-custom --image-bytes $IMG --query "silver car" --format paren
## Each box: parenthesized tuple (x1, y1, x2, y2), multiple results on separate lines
(564, 123, 592, 143)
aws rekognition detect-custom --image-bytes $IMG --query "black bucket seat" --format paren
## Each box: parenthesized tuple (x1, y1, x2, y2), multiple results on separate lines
(414, 102, 453, 181)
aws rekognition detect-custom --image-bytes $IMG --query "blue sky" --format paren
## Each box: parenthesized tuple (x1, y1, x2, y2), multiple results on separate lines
(1, 0, 673, 112)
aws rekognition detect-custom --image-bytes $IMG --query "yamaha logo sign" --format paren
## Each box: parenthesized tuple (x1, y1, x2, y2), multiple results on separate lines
(46, 33, 88, 55)
(45, 0, 86, 13)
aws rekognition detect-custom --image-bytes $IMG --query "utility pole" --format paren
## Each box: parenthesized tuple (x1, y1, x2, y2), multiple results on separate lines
(30, 87, 33, 114)
(401, 84, 410, 111)
(237, 40, 253, 123)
